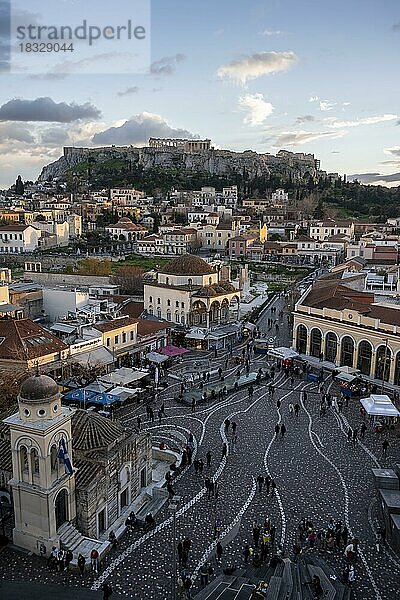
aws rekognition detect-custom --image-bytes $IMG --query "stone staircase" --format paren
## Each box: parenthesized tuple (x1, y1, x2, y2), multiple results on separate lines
(58, 522, 106, 562)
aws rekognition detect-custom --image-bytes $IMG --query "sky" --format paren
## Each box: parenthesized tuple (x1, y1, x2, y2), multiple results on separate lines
(0, 0, 399, 188)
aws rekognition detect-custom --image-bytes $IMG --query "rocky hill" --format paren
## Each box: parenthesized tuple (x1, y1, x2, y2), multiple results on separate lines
(38, 145, 321, 191)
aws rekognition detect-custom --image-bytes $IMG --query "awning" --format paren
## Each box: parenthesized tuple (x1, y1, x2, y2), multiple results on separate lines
(186, 331, 206, 340)
(99, 368, 149, 387)
(0, 303, 23, 313)
(159, 345, 189, 357)
(146, 351, 169, 364)
(63, 389, 95, 402)
(68, 346, 114, 368)
(110, 386, 142, 401)
(84, 380, 110, 394)
(50, 323, 77, 334)
(361, 394, 400, 417)
(335, 372, 357, 383)
(268, 347, 299, 360)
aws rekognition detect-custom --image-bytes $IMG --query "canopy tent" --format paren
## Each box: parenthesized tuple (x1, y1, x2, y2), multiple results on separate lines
(110, 386, 142, 402)
(336, 365, 361, 375)
(360, 395, 400, 417)
(268, 347, 299, 360)
(159, 345, 189, 357)
(99, 367, 149, 387)
(67, 346, 114, 368)
(84, 380, 110, 394)
(146, 351, 169, 364)
(335, 372, 357, 384)
(63, 389, 95, 402)
(185, 330, 206, 340)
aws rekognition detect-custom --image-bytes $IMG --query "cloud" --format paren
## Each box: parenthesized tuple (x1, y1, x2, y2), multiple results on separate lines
(384, 146, 400, 157)
(238, 93, 273, 126)
(150, 54, 186, 75)
(0, 97, 101, 122)
(40, 128, 70, 146)
(117, 86, 140, 97)
(274, 129, 346, 146)
(259, 30, 285, 36)
(217, 51, 297, 85)
(0, 122, 35, 143)
(92, 112, 197, 145)
(326, 114, 398, 128)
(296, 115, 315, 124)
(319, 100, 337, 111)
(348, 172, 400, 185)
(392, 22, 400, 31)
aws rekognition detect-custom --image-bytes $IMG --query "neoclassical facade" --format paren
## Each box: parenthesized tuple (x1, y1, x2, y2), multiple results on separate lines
(293, 277, 400, 385)
(144, 254, 240, 328)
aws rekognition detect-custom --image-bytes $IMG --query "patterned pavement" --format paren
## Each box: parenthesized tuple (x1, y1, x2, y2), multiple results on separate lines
(1, 296, 399, 599)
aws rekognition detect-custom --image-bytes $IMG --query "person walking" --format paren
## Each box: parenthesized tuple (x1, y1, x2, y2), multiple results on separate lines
(78, 553, 86, 577)
(64, 549, 73, 571)
(289, 403, 294, 417)
(206, 450, 212, 467)
(101, 581, 113, 600)
(276, 399, 281, 409)
(90, 548, 99, 573)
(274, 423, 280, 438)
(360, 422, 367, 439)
(177, 541, 183, 565)
(265, 475, 271, 495)
(216, 541, 223, 563)
(352, 428, 358, 444)
(252, 522, 261, 548)
(200, 563, 209, 587)
(243, 543, 251, 563)
(232, 422, 237, 435)
(158, 409, 163, 425)
(257, 474, 264, 492)
(222, 442, 228, 458)
(136, 415, 141, 431)
(347, 427, 353, 443)
(294, 403, 300, 417)
(382, 439, 390, 457)
(280, 423, 286, 438)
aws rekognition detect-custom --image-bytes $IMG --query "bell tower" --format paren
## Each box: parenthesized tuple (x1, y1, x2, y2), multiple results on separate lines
(4, 374, 76, 555)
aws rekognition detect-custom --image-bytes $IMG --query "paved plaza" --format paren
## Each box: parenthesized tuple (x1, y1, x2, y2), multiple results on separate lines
(1, 296, 399, 599)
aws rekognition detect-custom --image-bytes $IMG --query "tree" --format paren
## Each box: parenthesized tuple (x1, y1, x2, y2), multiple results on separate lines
(15, 175, 24, 195)
(313, 199, 325, 219)
(112, 265, 145, 294)
(78, 258, 113, 276)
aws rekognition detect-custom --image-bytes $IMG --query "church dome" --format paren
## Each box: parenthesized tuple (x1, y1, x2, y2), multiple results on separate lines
(19, 374, 59, 403)
(161, 254, 216, 276)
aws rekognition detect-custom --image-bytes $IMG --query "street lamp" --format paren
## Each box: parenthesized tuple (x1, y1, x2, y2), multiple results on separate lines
(168, 495, 180, 600)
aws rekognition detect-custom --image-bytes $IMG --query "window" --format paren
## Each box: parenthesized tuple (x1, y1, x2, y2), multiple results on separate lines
(157, 309, 162, 319)
(122, 332, 127, 343)
(149, 308, 153, 315)
(176, 301, 179, 307)
(149, 296, 153, 303)
(157, 298, 161, 304)
(166, 311, 171, 322)
(181, 302, 184, 308)
(130, 331, 134, 341)
(114, 335, 119, 344)
(188, 279, 192, 285)
(106, 337, 111, 347)
(167, 299, 171, 306)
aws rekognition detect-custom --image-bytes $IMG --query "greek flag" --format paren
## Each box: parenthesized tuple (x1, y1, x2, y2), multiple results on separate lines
(58, 438, 73, 475)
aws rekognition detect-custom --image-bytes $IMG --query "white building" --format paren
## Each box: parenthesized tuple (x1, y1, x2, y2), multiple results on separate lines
(110, 188, 145, 206)
(309, 220, 354, 241)
(0, 224, 41, 253)
(106, 217, 148, 241)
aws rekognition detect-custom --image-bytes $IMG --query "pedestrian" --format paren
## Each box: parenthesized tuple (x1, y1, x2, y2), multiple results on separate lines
(177, 541, 183, 564)
(252, 522, 261, 547)
(382, 439, 389, 457)
(347, 564, 355, 587)
(222, 442, 228, 458)
(191, 398, 196, 413)
(224, 418, 230, 432)
(338, 399, 343, 413)
(78, 553, 86, 576)
(206, 450, 212, 467)
(265, 475, 271, 495)
(90, 547, 99, 573)
(360, 422, 367, 439)
(200, 563, 209, 587)
(158, 409, 163, 424)
(161, 402, 166, 416)
(216, 541, 223, 562)
(276, 399, 281, 409)
(57, 548, 65, 571)
(280, 423, 286, 438)
(271, 479, 276, 494)
(347, 427, 352, 442)
(352, 428, 358, 444)
(257, 474, 264, 492)
(294, 403, 300, 417)
(232, 421, 237, 435)
(64, 549, 73, 571)
(289, 403, 294, 417)
(149, 407, 154, 423)
(183, 576, 193, 599)
(136, 415, 141, 431)
(243, 543, 251, 563)
(274, 423, 280, 438)
(101, 581, 113, 600)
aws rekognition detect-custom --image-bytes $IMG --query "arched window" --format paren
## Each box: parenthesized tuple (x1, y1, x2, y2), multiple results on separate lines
(50, 445, 59, 478)
(166, 277, 169, 285)
(166, 310, 171, 322)
(310, 328, 322, 358)
(325, 332, 338, 363)
(296, 325, 307, 354)
(157, 298, 161, 304)
(188, 278, 193, 285)
(340, 336, 355, 367)
(375, 344, 392, 382)
(31, 448, 40, 476)
(175, 311, 180, 323)
(157, 308, 162, 319)
(357, 340, 373, 376)
(20, 446, 29, 478)
(181, 313, 185, 325)
(394, 352, 400, 386)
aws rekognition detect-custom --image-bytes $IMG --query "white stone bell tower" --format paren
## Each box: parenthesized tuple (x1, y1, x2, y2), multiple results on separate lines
(4, 374, 76, 555)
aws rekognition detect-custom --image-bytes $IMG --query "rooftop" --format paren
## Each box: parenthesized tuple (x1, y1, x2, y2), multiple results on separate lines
(161, 254, 216, 276)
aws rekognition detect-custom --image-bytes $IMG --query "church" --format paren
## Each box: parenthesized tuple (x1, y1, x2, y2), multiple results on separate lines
(1, 373, 151, 556)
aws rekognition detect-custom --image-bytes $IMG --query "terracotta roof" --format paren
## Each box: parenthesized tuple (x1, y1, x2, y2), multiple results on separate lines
(120, 301, 144, 319)
(161, 254, 216, 276)
(93, 316, 138, 333)
(72, 409, 128, 451)
(0, 319, 67, 361)
(302, 280, 374, 313)
(136, 319, 169, 337)
(0, 224, 30, 232)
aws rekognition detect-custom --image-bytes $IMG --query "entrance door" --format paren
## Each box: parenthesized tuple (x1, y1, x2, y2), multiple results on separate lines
(120, 488, 128, 511)
(98, 508, 106, 535)
(140, 467, 147, 488)
(55, 489, 68, 530)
